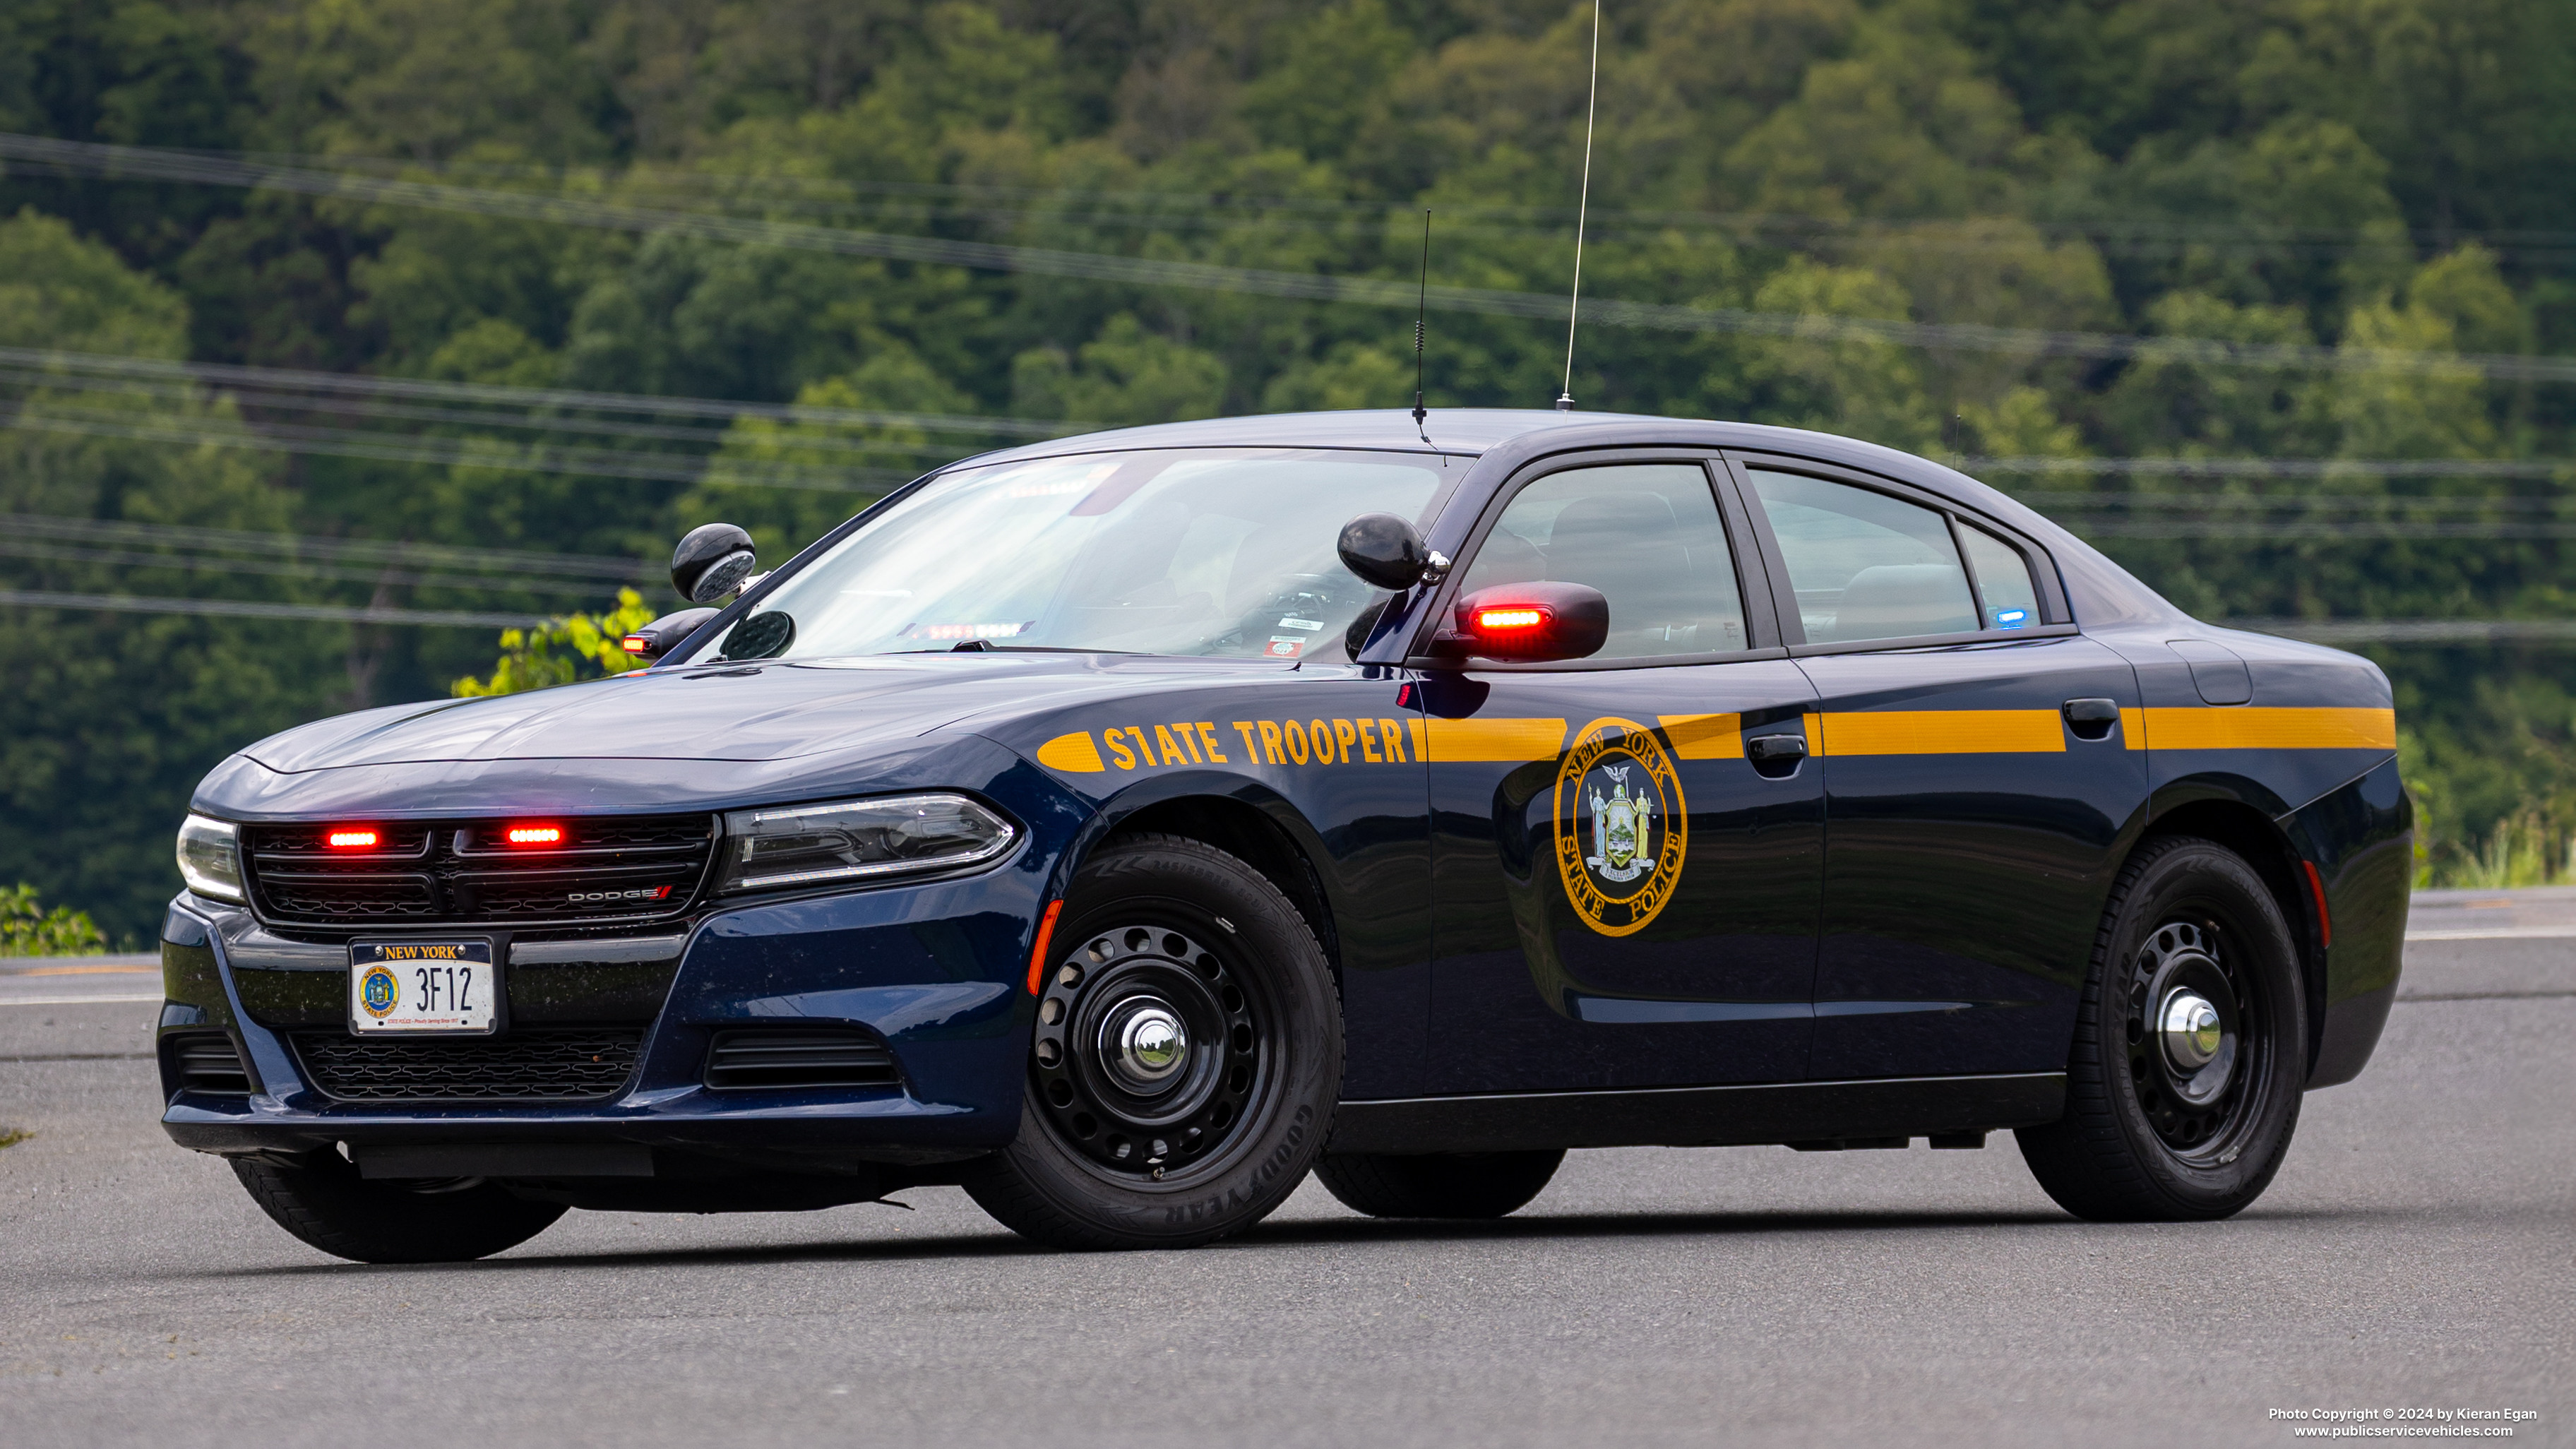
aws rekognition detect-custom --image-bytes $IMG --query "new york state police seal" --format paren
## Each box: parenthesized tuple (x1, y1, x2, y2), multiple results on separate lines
(1553, 716, 1687, 936)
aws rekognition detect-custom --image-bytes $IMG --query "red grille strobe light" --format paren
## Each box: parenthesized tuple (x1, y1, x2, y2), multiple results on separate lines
(503, 823, 564, 847)
(324, 828, 381, 850)
(1450, 582, 1610, 662)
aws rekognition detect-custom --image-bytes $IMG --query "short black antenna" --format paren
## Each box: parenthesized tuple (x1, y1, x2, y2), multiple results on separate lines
(1412, 208, 1431, 441)
(1556, 0, 1602, 412)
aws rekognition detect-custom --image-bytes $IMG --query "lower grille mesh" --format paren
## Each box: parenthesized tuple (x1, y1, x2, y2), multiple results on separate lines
(172, 1034, 252, 1095)
(704, 1030, 899, 1090)
(294, 1030, 642, 1102)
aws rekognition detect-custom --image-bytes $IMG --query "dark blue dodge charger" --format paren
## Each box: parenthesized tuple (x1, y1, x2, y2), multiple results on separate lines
(156, 409, 2411, 1258)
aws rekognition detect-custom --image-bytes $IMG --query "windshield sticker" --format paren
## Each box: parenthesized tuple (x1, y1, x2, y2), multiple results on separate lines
(1276, 617, 1323, 631)
(1554, 717, 1688, 938)
(1265, 638, 1306, 658)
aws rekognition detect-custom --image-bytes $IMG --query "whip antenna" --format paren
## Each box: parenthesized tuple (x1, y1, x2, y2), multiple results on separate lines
(1412, 209, 1431, 439)
(1556, 0, 1602, 412)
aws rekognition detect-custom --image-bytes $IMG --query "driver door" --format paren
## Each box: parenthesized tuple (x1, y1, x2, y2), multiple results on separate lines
(1419, 457, 1824, 1094)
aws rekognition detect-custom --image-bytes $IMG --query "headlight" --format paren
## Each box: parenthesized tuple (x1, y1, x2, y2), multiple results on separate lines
(175, 813, 244, 903)
(715, 794, 1016, 894)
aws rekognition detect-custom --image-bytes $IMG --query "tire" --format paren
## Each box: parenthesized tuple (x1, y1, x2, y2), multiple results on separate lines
(2016, 835, 2308, 1222)
(1316, 1150, 1564, 1220)
(231, 1151, 567, 1263)
(964, 833, 1343, 1250)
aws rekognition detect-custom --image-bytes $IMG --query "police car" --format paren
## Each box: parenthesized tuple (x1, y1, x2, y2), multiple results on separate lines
(158, 410, 2409, 1260)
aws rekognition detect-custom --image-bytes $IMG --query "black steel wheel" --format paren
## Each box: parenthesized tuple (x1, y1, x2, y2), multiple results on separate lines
(1316, 1150, 1565, 1220)
(964, 833, 1342, 1250)
(231, 1150, 566, 1263)
(2017, 835, 2308, 1221)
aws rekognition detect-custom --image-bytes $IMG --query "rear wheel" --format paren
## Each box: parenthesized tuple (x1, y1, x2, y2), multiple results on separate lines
(963, 834, 1342, 1250)
(1316, 1150, 1564, 1220)
(231, 1152, 566, 1263)
(2017, 835, 2308, 1221)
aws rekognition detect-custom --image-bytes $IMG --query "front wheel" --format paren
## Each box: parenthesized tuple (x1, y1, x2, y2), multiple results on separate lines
(2017, 835, 2309, 1222)
(963, 834, 1343, 1250)
(231, 1151, 566, 1263)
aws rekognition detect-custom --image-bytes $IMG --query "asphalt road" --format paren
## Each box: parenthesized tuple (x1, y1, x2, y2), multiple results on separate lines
(2, 898, 2568, 1448)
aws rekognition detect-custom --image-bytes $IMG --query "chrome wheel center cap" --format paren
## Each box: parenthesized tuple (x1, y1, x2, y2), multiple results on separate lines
(2159, 988, 2224, 1071)
(1107, 1001, 1189, 1090)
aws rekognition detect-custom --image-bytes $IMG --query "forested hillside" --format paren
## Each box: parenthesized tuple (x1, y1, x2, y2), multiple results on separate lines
(3, 0, 2572, 939)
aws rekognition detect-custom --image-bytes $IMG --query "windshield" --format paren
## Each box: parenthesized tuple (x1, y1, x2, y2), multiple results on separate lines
(700, 448, 1450, 663)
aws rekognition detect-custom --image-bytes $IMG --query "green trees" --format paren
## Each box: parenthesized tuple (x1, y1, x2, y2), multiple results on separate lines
(4, 0, 2575, 934)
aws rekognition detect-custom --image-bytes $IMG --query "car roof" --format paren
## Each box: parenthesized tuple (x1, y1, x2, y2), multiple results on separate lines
(960, 407, 1903, 466)
(941, 407, 2193, 633)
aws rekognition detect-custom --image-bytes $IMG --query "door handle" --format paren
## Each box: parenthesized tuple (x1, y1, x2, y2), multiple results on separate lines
(2063, 698, 2120, 741)
(1746, 733, 1808, 776)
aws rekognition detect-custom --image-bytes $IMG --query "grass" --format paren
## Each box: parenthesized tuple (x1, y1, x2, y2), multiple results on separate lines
(0, 1128, 30, 1151)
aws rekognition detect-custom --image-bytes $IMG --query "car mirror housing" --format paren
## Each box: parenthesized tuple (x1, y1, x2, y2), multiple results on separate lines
(1337, 512, 1443, 590)
(672, 523, 758, 604)
(620, 608, 721, 664)
(1450, 582, 1609, 662)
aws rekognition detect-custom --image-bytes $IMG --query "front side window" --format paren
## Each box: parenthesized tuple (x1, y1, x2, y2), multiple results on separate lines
(1746, 469, 1978, 645)
(1454, 463, 1746, 659)
(705, 448, 1448, 662)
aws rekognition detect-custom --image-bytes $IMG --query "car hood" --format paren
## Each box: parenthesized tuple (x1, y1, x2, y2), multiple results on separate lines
(239, 653, 1288, 772)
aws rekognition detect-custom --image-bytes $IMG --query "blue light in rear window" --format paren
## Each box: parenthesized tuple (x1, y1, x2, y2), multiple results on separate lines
(1994, 608, 2029, 628)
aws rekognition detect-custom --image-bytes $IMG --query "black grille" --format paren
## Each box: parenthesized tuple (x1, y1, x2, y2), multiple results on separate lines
(704, 1030, 899, 1090)
(294, 1029, 643, 1102)
(244, 815, 715, 928)
(170, 1033, 252, 1095)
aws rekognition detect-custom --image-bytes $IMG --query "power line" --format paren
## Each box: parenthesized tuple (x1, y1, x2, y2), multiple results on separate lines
(0, 538, 622, 596)
(0, 588, 539, 628)
(0, 342, 1073, 437)
(1, 513, 647, 580)
(2231, 618, 2576, 643)
(5, 409, 912, 492)
(1976, 456, 2572, 479)
(13, 132, 2576, 383)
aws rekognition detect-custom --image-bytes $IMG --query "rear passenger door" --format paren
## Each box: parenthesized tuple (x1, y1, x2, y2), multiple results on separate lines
(1419, 455, 1823, 1095)
(1728, 453, 2146, 1081)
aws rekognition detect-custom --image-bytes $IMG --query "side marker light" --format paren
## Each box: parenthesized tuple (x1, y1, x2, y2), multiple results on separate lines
(621, 634, 651, 654)
(1025, 899, 1064, 995)
(2301, 859, 2333, 948)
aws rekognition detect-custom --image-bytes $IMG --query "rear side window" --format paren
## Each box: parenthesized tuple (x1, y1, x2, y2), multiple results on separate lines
(1455, 463, 1746, 658)
(1960, 525, 2041, 631)
(1746, 469, 1978, 644)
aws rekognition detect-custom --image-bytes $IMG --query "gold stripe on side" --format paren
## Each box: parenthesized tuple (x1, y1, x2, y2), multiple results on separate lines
(1657, 712, 1743, 760)
(1815, 709, 2067, 756)
(2121, 707, 2148, 751)
(2142, 706, 2396, 751)
(1419, 716, 1568, 763)
(1034, 731, 1104, 773)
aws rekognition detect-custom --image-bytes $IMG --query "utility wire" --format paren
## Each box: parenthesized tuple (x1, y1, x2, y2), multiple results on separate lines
(0, 588, 539, 628)
(15, 132, 2576, 383)
(0, 514, 645, 580)
(0, 342, 1073, 437)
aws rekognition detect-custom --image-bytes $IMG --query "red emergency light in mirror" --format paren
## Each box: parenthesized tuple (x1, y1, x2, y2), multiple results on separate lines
(1450, 582, 1609, 662)
(324, 828, 379, 850)
(504, 825, 564, 847)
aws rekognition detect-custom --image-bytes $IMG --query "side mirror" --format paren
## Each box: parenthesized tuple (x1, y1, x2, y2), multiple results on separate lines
(1337, 513, 1443, 590)
(620, 607, 720, 665)
(672, 523, 757, 604)
(1448, 583, 1609, 663)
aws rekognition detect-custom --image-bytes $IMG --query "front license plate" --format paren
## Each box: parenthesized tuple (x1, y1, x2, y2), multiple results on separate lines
(350, 941, 497, 1034)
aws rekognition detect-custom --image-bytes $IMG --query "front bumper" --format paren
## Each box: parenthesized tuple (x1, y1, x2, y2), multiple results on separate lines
(157, 854, 1052, 1174)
